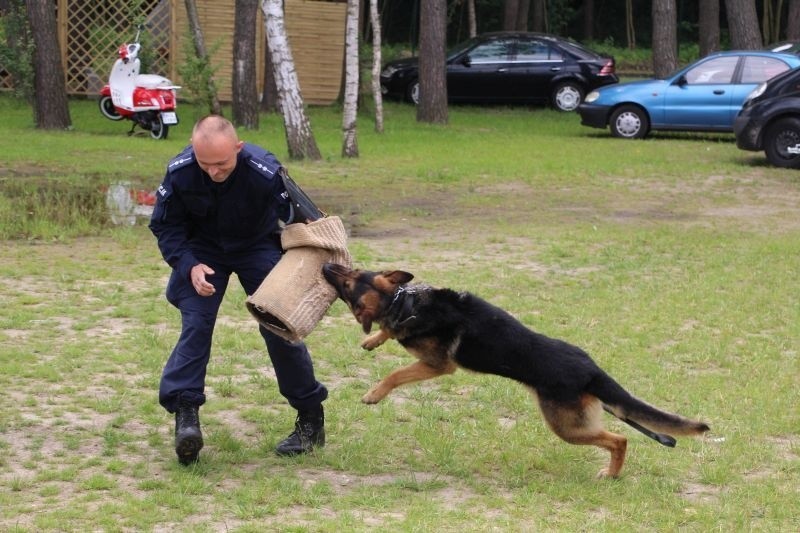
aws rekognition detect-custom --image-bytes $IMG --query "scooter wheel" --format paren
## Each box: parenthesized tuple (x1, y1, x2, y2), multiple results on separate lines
(150, 114, 169, 140)
(99, 96, 123, 121)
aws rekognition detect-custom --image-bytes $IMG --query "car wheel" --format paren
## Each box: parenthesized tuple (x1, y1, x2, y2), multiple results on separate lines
(610, 105, 650, 139)
(763, 117, 800, 168)
(551, 81, 584, 112)
(406, 80, 420, 105)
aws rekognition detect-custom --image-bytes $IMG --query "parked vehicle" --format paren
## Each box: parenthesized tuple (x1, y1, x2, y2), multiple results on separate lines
(99, 25, 180, 140)
(380, 32, 618, 111)
(734, 66, 800, 168)
(767, 42, 800, 55)
(577, 50, 800, 139)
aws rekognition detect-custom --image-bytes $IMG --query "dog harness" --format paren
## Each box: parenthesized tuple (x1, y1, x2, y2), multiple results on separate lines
(386, 284, 431, 328)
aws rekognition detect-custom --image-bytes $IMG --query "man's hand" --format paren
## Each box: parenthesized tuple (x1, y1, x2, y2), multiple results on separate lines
(190, 263, 216, 296)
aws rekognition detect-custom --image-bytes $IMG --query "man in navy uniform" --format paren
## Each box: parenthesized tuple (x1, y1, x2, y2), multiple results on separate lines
(149, 115, 327, 465)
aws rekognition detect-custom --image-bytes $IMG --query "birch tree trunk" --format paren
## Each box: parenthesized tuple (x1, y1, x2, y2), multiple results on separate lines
(261, 0, 321, 160)
(185, 0, 222, 115)
(342, 0, 359, 157)
(261, 31, 279, 112)
(369, 0, 384, 133)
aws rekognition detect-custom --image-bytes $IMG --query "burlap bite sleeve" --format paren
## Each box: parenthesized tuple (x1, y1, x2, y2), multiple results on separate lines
(245, 216, 351, 343)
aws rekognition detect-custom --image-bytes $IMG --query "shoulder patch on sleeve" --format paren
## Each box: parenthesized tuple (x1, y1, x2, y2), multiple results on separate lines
(167, 146, 195, 173)
(243, 143, 283, 180)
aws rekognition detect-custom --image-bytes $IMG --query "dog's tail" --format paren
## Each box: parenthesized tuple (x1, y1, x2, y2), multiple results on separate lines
(588, 371, 710, 443)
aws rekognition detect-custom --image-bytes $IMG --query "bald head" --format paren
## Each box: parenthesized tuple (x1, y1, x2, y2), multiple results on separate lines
(191, 115, 243, 183)
(192, 115, 238, 144)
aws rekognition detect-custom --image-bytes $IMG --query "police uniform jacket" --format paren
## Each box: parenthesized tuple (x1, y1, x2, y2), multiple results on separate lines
(149, 143, 291, 281)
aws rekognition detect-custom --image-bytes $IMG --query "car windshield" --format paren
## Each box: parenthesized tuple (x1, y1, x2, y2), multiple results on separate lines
(447, 36, 481, 60)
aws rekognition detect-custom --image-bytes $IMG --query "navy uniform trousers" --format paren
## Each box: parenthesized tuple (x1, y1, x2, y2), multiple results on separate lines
(159, 245, 328, 413)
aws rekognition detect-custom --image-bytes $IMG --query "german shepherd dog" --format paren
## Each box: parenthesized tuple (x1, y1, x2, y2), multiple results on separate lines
(322, 263, 710, 478)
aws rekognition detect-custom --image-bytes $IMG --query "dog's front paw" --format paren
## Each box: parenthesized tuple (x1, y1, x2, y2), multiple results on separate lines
(360, 332, 385, 351)
(361, 385, 387, 404)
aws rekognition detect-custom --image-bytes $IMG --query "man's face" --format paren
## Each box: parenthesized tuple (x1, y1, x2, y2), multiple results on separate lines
(193, 137, 243, 182)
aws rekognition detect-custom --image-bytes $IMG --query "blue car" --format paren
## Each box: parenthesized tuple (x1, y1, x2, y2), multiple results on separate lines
(578, 50, 800, 139)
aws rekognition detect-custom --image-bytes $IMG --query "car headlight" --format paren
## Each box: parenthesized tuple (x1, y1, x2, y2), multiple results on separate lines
(381, 65, 398, 78)
(745, 82, 767, 102)
(584, 91, 600, 103)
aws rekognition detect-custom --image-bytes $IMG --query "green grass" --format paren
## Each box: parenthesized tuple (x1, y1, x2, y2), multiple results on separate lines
(1, 94, 799, 530)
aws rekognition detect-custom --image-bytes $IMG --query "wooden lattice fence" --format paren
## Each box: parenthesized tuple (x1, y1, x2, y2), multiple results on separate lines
(0, 0, 345, 104)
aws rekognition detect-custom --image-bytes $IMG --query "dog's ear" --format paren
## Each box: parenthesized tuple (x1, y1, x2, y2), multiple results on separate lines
(384, 270, 414, 285)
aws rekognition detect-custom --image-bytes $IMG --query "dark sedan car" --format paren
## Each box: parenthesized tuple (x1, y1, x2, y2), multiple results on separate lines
(379, 32, 618, 111)
(735, 66, 800, 168)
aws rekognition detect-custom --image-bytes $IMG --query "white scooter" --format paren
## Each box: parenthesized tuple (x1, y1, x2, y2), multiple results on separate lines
(99, 25, 180, 140)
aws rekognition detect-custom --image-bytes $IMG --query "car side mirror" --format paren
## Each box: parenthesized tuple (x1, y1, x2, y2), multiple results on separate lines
(460, 55, 472, 67)
(675, 74, 688, 87)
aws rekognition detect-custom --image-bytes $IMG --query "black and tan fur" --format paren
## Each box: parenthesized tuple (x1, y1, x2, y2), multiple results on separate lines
(322, 263, 709, 478)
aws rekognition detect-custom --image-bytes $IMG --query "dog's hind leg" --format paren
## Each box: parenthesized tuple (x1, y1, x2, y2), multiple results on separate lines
(535, 391, 628, 479)
(362, 360, 457, 404)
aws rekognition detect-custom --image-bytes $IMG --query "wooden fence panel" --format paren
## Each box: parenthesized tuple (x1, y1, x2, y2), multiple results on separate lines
(0, 0, 346, 105)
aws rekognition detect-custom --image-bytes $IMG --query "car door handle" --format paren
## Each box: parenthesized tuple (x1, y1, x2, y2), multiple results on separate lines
(550, 67, 561, 71)
(497, 68, 508, 73)
(713, 90, 725, 95)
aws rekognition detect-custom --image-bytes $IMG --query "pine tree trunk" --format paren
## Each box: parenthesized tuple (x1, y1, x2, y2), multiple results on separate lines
(185, 0, 223, 115)
(261, 0, 321, 160)
(417, 0, 448, 125)
(233, 0, 259, 129)
(369, 0, 384, 133)
(788, 0, 800, 40)
(25, 0, 71, 129)
(582, 0, 594, 41)
(516, 0, 530, 31)
(626, 0, 636, 49)
(342, 0, 359, 157)
(724, 0, 762, 49)
(652, 0, 678, 79)
(503, 0, 519, 31)
(531, 0, 546, 32)
(467, 0, 477, 37)
(699, 0, 720, 56)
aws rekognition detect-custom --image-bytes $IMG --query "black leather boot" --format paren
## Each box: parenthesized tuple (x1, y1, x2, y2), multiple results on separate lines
(175, 400, 203, 465)
(275, 405, 325, 456)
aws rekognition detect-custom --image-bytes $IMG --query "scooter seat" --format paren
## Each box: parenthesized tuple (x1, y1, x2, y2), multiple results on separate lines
(136, 74, 180, 90)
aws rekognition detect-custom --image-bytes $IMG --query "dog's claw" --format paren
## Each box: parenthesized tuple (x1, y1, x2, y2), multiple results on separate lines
(361, 386, 385, 404)
(596, 467, 620, 480)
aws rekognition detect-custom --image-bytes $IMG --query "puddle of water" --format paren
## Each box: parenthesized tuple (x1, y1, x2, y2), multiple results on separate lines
(106, 182, 154, 225)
